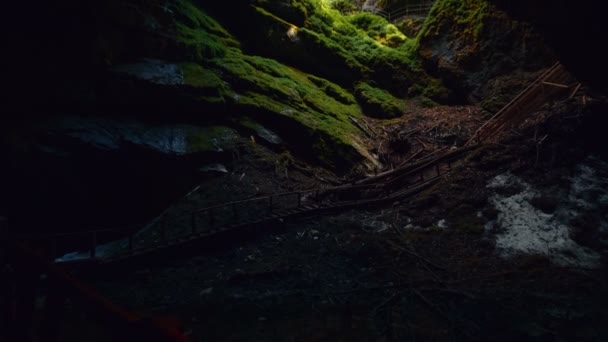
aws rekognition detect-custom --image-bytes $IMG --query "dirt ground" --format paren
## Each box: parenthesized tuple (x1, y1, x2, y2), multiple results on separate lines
(82, 98, 608, 341)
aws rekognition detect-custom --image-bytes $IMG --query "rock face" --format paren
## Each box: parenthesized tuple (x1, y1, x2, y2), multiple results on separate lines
(6, 0, 448, 173)
(417, 0, 555, 106)
(489, 0, 606, 93)
(5, 0, 452, 229)
(0, 116, 241, 231)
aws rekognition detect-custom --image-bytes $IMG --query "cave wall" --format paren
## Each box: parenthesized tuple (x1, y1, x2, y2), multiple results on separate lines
(489, 0, 606, 92)
(416, 0, 555, 107)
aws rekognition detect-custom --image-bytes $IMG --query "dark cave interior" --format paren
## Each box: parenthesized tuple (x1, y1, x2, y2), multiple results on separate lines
(2, 1, 608, 341)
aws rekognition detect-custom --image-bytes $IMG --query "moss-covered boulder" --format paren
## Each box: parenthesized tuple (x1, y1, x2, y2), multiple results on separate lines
(14, 0, 451, 172)
(355, 83, 405, 118)
(201, 0, 446, 99)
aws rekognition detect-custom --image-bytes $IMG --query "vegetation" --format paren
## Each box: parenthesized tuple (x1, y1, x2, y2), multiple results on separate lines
(173, 0, 239, 61)
(155, 0, 374, 169)
(355, 82, 405, 118)
(185, 126, 237, 153)
(347, 12, 407, 47)
(419, 0, 491, 46)
(116, 0, 456, 170)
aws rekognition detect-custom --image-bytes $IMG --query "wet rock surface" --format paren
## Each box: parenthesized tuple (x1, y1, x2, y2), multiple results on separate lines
(111, 59, 185, 86)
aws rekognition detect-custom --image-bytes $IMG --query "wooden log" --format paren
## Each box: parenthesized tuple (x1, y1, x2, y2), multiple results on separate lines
(542, 81, 570, 88)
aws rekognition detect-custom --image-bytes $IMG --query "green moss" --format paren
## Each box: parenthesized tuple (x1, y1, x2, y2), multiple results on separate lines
(418, 0, 491, 45)
(243, 0, 436, 93)
(185, 126, 237, 153)
(172, 0, 239, 61)
(355, 82, 405, 118)
(328, 0, 359, 13)
(206, 47, 364, 167)
(408, 76, 450, 101)
(307, 75, 356, 104)
(347, 12, 407, 47)
(181, 63, 223, 89)
(117, 0, 458, 168)
(174, 0, 232, 38)
(180, 63, 226, 103)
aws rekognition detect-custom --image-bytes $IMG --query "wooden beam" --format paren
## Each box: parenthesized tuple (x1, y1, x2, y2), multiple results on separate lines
(542, 81, 569, 89)
(569, 83, 582, 99)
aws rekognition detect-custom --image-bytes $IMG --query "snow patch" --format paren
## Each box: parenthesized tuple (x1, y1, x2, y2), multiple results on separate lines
(487, 170, 602, 269)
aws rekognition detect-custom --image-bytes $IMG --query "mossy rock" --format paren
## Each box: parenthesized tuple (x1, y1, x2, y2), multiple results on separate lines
(172, 0, 240, 62)
(180, 63, 227, 103)
(347, 12, 407, 48)
(419, 0, 490, 45)
(185, 126, 239, 153)
(225, 0, 439, 94)
(355, 83, 405, 118)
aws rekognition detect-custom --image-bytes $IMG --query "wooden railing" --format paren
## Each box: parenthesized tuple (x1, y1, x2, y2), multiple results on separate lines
(9, 144, 464, 266)
(9, 60, 577, 266)
(364, 1, 435, 22)
(466, 62, 576, 146)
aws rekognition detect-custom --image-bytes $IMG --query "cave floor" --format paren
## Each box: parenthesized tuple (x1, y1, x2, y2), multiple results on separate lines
(82, 101, 608, 341)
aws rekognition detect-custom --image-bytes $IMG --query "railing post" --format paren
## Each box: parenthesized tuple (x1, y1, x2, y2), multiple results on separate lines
(191, 212, 197, 234)
(90, 231, 97, 259)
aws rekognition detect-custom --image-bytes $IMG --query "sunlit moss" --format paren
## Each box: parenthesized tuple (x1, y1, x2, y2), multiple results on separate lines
(418, 0, 490, 45)
(152, 0, 454, 168)
(347, 12, 407, 47)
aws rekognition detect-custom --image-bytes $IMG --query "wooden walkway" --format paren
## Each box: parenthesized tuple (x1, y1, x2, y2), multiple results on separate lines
(2, 60, 582, 341)
(8, 62, 579, 268)
(15, 146, 466, 267)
